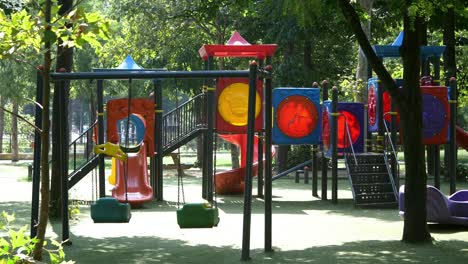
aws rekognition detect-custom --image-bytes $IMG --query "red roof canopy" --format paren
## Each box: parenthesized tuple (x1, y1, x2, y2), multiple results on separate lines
(199, 31, 277, 60)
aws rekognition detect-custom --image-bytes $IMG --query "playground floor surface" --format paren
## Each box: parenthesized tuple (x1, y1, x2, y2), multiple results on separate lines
(1, 161, 468, 263)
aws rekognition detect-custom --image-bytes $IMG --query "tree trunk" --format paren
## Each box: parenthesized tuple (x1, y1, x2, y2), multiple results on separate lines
(33, 0, 52, 260)
(11, 102, 19, 162)
(0, 96, 4, 153)
(337, 0, 431, 243)
(304, 40, 313, 85)
(354, 0, 373, 103)
(400, 6, 431, 243)
(50, 0, 74, 219)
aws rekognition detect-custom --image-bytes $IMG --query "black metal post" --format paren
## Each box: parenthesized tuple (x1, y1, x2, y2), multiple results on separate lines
(56, 77, 70, 243)
(321, 80, 329, 200)
(202, 60, 209, 199)
(264, 59, 273, 253)
(97, 80, 105, 197)
(311, 82, 319, 195)
(205, 56, 215, 202)
(257, 58, 264, 198)
(312, 145, 318, 197)
(448, 78, 457, 194)
(433, 60, 441, 189)
(151, 79, 158, 197)
(304, 167, 309, 184)
(155, 79, 164, 201)
(241, 61, 258, 261)
(257, 136, 264, 198)
(31, 69, 43, 238)
(331, 87, 338, 204)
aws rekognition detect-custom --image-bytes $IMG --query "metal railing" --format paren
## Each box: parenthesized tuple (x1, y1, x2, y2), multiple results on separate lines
(69, 121, 98, 172)
(162, 93, 206, 150)
(382, 112, 400, 193)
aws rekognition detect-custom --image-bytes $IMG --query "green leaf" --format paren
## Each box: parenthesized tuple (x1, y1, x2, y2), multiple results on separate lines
(44, 29, 57, 43)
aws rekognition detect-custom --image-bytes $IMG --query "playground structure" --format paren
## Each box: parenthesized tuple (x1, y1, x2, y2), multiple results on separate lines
(27, 31, 467, 260)
(399, 185, 468, 226)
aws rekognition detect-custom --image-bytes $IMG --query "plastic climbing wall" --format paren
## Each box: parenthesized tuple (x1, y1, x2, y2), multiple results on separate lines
(272, 88, 321, 145)
(216, 78, 263, 133)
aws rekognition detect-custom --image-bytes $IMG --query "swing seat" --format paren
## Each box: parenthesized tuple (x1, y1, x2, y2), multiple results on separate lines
(91, 197, 131, 223)
(177, 203, 220, 228)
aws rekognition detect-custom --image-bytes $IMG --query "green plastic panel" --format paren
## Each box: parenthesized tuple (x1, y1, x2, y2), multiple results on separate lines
(91, 197, 131, 223)
(177, 203, 220, 228)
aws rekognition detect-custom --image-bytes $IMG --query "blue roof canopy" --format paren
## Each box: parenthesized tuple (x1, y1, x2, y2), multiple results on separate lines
(372, 32, 445, 59)
(116, 55, 143, 70)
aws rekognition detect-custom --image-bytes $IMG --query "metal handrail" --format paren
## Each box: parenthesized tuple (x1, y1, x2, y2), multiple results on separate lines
(342, 114, 358, 165)
(69, 121, 98, 172)
(382, 112, 400, 197)
(272, 160, 313, 181)
(162, 93, 206, 149)
(382, 112, 399, 160)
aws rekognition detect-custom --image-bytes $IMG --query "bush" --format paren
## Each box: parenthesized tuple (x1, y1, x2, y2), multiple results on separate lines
(286, 145, 312, 169)
(0, 211, 73, 264)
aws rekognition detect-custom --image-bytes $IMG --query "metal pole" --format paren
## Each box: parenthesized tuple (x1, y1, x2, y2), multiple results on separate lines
(331, 87, 338, 204)
(448, 77, 457, 194)
(312, 145, 318, 197)
(257, 59, 264, 198)
(202, 59, 209, 199)
(241, 61, 258, 261)
(433, 59, 441, 189)
(57, 77, 70, 243)
(155, 79, 164, 201)
(31, 68, 43, 238)
(51, 70, 250, 80)
(321, 80, 329, 200)
(151, 80, 158, 197)
(97, 80, 105, 197)
(264, 59, 273, 253)
(205, 56, 214, 202)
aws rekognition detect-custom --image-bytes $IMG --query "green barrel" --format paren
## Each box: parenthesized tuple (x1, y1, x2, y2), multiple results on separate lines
(177, 203, 220, 228)
(91, 197, 131, 223)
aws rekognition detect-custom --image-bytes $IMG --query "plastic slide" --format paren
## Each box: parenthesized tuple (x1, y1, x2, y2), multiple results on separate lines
(112, 142, 153, 206)
(215, 134, 275, 194)
(456, 125, 468, 150)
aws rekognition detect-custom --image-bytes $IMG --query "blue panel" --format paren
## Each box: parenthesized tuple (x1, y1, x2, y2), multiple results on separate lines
(272, 88, 321, 145)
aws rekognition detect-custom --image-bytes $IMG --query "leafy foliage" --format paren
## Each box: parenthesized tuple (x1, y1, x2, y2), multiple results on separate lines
(0, 211, 73, 264)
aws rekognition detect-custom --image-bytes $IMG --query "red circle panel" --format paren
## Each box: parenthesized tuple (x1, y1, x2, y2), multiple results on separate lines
(368, 85, 376, 126)
(276, 95, 318, 138)
(337, 111, 361, 148)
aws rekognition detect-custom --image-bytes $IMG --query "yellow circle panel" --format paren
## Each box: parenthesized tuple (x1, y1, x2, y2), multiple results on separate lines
(218, 82, 261, 126)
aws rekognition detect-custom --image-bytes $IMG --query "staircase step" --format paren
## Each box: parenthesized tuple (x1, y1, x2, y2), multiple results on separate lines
(353, 183, 395, 194)
(351, 173, 392, 184)
(348, 163, 388, 174)
(355, 192, 397, 205)
(352, 153, 386, 164)
(356, 201, 398, 209)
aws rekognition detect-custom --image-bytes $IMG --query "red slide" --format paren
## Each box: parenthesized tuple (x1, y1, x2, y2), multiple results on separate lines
(456, 125, 468, 150)
(112, 142, 153, 206)
(216, 134, 275, 194)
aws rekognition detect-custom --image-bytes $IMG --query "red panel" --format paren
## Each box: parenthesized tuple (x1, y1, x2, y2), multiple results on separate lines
(383, 91, 400, 123)
(368, 85, 377, 126)
(337, 111, 361, 148)
(276, 95, 318, 138)
(107, 98, 155, 156)
(216, 78, 263, 133)
(199, 44, 277, 60)
(322, 108, 330, 150)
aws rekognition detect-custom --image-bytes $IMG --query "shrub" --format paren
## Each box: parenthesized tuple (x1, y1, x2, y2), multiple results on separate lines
(0, 211, 73, 264)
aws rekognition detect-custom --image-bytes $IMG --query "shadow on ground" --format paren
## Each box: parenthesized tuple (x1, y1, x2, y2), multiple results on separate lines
(62, 234, 468, 264)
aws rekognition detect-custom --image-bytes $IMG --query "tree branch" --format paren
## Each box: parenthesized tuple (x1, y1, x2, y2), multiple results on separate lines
(0, 106, 42, 134)
(337, 0, 403, 104)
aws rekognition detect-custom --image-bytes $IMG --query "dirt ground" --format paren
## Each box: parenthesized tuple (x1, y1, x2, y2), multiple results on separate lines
(1, 162, 468, 264)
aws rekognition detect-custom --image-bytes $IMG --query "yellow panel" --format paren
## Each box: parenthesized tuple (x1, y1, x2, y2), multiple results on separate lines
(218, 82, 261, 126)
